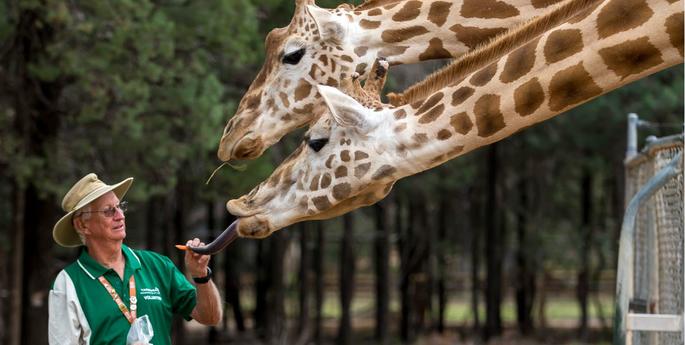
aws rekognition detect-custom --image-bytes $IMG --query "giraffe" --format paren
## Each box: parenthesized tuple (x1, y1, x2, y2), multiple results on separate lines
(217, 0, 566, 162)
(206, 0, 683, 241)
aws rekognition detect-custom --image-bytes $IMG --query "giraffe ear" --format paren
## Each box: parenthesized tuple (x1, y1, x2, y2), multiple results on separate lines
(317, 85, 379, 133)
(306, 5, 347, 43)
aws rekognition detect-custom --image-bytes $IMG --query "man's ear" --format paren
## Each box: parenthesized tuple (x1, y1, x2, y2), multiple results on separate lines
(306, 5, 347, 44)
(73, 217, 89, 235)
(316, 85, 379, 134)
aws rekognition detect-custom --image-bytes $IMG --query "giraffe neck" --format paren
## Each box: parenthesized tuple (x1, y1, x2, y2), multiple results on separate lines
(382, 0, 683, 178)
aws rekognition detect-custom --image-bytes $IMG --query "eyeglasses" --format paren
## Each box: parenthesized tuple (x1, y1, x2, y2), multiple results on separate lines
(79, 201, 128, 217)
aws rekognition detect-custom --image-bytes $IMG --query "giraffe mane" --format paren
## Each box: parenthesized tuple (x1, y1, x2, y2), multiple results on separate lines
(353, 0, 402, 11)
(388, 0, 602, 106)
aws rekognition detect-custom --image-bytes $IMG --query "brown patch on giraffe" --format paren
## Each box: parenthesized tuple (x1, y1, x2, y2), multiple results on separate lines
(394, 123, 407, 133)
(531, 0, 563, 8)
(548, 63, 603, 111)
(355, 63, 368, 75)
(310, 173, 321, 191)
(279, 92, 290, 108)
(394, 109, 407, 119)
(461, 0, 519, 19)
(360, 19, 382, 29)
(381, 26, 429, 43)
(355, 162, 371, 178)
(312, 196, 332, 211)
(332, 183, 352, 200)
(384, 2, 400, 10)
(514, 78, 545, 116)
(325, 154, 335, 169)
(379, 45, 409, 57)
(451, 87, 475, 106)
(319, 55, 328, 66)
(500, 38, 539, 84)
(450, 112, 473, 135)
(354, 151, 369, 160)
(419, 38, 452, 60)
(437, 129, 452, 140)
(372, 165, 397, 180)
(294, 103, 314, 114)
(392, 1, 422, 22)
(340, 55, 353, 63)
(335, 166, 348, 178)
(416, 92, 444, 115)
(309, 64, 320, 80)
(340, 150, 351, 162)
(597, 0, 653, 39)
(326, 77, 339, 87)
(665, 12, 684, 57)
(470, 63, 498, 86)
(598, 37, 664, 80)
(419, 104, 446, 124)
(544, 29, 583, 64)
(449, 25, 507, 49)
(321, 173, 332, 188)
(473, 95, 505, 137)
(368, 8, 382, 16)
(354, 46, 368, 57)
(428, 1, 452, 26)
(412, 133, 429, 144)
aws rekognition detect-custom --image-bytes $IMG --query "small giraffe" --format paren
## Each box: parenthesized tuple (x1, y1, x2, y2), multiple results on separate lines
(217, 0, 564, 162)
(219, 0, 683, 239)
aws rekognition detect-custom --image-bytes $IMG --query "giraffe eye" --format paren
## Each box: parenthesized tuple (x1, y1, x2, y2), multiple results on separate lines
(307, 138, 329, 152)
(283, 48, 305, 65)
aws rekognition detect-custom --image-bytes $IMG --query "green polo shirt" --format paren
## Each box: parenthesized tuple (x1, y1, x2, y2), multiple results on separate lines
(54, 244, 197, 345)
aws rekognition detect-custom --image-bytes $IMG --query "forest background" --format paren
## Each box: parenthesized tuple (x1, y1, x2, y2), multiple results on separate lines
(0, 0, 682, 344)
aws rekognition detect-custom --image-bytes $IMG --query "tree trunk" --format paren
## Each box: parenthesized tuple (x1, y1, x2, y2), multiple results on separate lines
(338, 213, 356, 345)
(484, 144, 502, 340)
(297, 223, 311, 340)
(9, 183, 25, 345)
(313, 222, 325, 344)
(266, 231, 289, 343)
(397, 196, 411, 342)
(436, 197, 448, 333)
(171, 181, 187, 344)
(515, 176, 535, 335)
(577, 169, 592, 340)
(470, 186, 482, 334)
(254, 239, 268, 337)
(374, 200, 391, 344)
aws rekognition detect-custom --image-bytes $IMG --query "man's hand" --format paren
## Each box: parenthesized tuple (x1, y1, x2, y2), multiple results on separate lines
(184, 238, 210, 278)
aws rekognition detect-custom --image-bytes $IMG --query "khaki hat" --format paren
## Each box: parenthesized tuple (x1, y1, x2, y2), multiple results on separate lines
(52, 173, 133, 247)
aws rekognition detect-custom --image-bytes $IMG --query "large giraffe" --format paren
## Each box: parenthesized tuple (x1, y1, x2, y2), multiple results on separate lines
(205, 0, 682, 242)
(217, 0, 564, 162)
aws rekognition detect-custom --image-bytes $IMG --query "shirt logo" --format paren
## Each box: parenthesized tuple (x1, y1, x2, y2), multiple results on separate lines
(140, 287, 162, 301)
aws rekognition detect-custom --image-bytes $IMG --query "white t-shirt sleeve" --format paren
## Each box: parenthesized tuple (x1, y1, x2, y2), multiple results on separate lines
(48, 270, 91, 345)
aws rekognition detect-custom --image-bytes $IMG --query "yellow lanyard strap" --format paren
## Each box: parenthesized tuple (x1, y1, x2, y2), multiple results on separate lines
(98, 275, 137, 324)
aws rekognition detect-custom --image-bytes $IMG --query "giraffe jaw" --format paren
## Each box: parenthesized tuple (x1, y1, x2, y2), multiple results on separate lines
(218, 131, 266, 161)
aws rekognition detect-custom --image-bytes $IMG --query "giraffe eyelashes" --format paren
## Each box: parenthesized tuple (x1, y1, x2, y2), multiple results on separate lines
(282, 48, 306, 65)
(307, 138, 329, 152)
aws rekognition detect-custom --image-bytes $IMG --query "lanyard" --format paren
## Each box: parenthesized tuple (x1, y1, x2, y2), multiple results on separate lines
(98, 275, 137, 324)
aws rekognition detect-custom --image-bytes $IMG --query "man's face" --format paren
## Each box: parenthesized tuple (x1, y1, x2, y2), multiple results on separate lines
(78, 191, 126, 243)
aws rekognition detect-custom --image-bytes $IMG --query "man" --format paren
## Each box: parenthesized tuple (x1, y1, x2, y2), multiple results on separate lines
(48, 173, 222, 344)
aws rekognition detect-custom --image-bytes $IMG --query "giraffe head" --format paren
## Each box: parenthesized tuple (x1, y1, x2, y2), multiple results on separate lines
(218, 0, 383, 162)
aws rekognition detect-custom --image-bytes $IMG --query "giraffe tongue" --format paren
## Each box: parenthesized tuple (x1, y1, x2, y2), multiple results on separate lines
(185, 220, 239, 255)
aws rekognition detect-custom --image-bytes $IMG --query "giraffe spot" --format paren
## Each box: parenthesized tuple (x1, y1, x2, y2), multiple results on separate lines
(381, 26, 429, 43)
(354, 46, 368, 57)
(450, 112, 473, 134)
(360, 19, 381, 29)
(500, 38, 539, 84)
(428, 1, 452, 26)
(392, 1, 422, 22)
(294, 103, 314, 114)
(419, 104, 445, 124)
(326, 77, 339, 87)
(416, 92, 444, 115)
(461, 0, 519, 19)
(309, 64, 320, 79)
(335, 166, 348, 178)
(340, 150, 351, 162)
(384, 2, 400, 10)
(279, 92, 290, 108)
(419, 38, 452, 60)
(411, 99, 424, 110)
(531, 0, 563, 8)
(295, 79, 312, 102)
(450, 24, 507, 49)
(354, 151, 369, 160)
(319, 55, 328, 66)
(394, 109, 407, 119)
(326, 154, 335, 169)
(394, 123, 407, 133)
(340, 55, 353, 63)
(368, 8, 382, 16)
(309, 173, 321, 191)
(356, 63, 368, 75)
(332, 183, 352, 200)
(544, 29, 583, 64)
(665, 12, 684, 57)
(321, 173, 332, 188)
(437, 129, 452, 140)
(412, 133, 429, 144)
(473, 94, 505, 137)
(470, 63, 497, 86)
(597, 0, 653, 39)
(379, 45, 409, 57)
(598, 37, 664, 80)
(372, 165, 397, 180)
(452, 87, 475, 106)
(548, 63, 603, 111)
(299, 196, 308, 209)
(312, 196, 332, 211)
(355, 162, 371, 178)
(514, 78, 544, 116)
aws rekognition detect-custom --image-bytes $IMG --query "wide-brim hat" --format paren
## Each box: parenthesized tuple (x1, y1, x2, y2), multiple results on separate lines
(53, 173, 133, 247)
